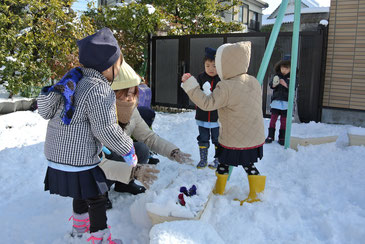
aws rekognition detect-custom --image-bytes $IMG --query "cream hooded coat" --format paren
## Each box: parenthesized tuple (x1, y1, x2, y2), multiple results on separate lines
(181, 41, 265, 149)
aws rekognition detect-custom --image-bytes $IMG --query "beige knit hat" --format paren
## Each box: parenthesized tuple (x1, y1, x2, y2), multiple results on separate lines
(111, 60, 141, 91)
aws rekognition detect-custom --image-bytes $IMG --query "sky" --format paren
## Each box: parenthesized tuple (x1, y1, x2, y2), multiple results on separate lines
(71, 0, 96, 12)
(72, 0, 331, 14)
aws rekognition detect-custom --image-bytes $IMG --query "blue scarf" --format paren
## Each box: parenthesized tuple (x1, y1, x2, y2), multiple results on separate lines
(47, 67, 83, 125)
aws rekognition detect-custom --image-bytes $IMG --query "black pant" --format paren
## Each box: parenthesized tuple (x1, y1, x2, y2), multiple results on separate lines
(73, 194, 107, 233)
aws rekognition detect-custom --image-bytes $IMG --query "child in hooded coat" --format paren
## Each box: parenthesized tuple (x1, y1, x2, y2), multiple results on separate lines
(181, 41, 266, 205)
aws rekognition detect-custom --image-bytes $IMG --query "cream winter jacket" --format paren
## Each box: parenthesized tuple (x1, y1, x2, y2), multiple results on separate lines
(181, 41, 265, 149)
(99, 107, 178, 183)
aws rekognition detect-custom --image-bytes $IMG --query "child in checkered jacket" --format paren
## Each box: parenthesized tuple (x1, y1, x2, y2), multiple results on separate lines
(37, 28, 142, 243)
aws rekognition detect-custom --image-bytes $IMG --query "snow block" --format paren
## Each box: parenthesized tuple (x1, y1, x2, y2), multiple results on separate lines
(0, 99, 36, 115)
(290, 136, 338, 151)
(149, 220, 225, 244)
(146, 169, 216, 226)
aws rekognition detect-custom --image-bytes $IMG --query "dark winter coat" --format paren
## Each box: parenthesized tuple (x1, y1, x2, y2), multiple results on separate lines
(195, 72, 220, 122)
(269, 72, 290, 102)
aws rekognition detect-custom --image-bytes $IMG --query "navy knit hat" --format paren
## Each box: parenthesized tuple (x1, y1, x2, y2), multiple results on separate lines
(77, 27, 121, 73)
(205, 47, 216, 60)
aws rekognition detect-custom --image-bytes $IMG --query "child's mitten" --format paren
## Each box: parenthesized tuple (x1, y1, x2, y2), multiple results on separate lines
(272, 75, 280, 87)
(122, 146, 138, 167)
(178, 193, 186, 206)
(188, 185, 197, 196)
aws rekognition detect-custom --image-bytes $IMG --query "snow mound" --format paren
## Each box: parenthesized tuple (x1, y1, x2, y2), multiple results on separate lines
(150, 220, 224, 244)
(146, 169, 216, 218)
(291, 121, 344, 138)
(348, 126, 365, 136)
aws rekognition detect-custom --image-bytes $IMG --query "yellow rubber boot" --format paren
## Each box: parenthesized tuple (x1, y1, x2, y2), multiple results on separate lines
(236, 175, 266, 205)
(213, 172, 229, 195)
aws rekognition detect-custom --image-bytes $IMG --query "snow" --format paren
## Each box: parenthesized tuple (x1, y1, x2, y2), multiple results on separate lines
(146, 4, 155, 15)
(320, 19, 329, 26)
(1, 110, 365, 243)
(150, 220, 225, 244)
(290, 121, 345, 138)
(0, 84, 33, 101)
(348, 126, 365, 136)
(15, 27, 33, 37)
(146, 169, 216, 218)
(6, 56, 17, 62)
(263, 7, 329, 26)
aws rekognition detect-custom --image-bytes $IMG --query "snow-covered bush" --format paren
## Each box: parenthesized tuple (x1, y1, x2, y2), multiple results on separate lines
(0, 0, 94, 97)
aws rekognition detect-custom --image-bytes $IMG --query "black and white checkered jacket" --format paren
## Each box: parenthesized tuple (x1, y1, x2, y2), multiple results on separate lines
(37, 68, 133, 166)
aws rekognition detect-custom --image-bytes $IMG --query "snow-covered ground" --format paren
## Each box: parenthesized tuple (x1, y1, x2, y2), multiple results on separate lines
(0, 110, 365, 244)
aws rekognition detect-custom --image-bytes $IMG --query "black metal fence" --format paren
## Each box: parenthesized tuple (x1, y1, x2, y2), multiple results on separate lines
(149, 28, 327, 122)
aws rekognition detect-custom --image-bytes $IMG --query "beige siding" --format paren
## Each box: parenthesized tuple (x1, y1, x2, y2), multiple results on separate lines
(324, 0, 365, 110)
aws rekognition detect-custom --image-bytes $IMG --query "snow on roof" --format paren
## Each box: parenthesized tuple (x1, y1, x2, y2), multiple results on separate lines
(268, 0, 321, 19)
(262, 7, 329, 26)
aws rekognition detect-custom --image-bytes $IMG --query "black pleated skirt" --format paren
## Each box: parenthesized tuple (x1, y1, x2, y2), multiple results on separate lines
(217, 143, 263, 167)
(44, 166, 111, 200)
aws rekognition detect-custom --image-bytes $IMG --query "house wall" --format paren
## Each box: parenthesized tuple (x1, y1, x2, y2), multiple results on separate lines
(223, 1, 264, 32)
(322, 0, 365, 125)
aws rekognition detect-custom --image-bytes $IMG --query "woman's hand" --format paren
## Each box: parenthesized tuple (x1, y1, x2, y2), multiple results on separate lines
(181, 73, 192, 83)
(171, 149, 193, 164)
(132, 165, 159, 189)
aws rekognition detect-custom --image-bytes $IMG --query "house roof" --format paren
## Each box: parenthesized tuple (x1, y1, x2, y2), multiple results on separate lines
(262, 7, 329, 26)
(248, 0, 269, 8)
(268, 0, 320, 19)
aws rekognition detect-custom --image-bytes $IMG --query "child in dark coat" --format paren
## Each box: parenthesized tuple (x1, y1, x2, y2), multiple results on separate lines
(265, 57, 291, 145)
(195, 47, 221, 169)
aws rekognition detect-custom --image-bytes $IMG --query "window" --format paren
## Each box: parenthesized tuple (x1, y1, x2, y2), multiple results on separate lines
(240, 5, 249, 25)
(249, 10, 258, 22)
(248, 10, 259, 31)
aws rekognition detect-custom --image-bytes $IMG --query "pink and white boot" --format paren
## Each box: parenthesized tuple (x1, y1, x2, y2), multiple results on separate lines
(87, 228, 122, 244)
(69, 212, 90, 237)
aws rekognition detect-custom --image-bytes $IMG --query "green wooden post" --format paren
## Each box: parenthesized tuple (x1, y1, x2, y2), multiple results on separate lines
(228, 0, 289, 181)
(284, 0, 301, 149)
